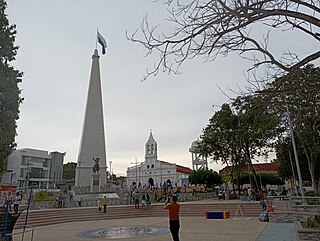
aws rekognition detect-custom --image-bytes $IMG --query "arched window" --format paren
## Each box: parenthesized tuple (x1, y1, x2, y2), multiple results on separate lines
(151, 164, 154, 168)
(147, 165, 150, 169)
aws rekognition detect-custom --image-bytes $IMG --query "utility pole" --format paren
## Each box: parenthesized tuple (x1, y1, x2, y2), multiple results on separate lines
(284, 96, 305, 204)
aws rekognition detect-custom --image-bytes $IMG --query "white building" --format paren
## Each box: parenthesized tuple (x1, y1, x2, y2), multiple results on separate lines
(3, 148, 65, 191)
(127, 132, 192, 188)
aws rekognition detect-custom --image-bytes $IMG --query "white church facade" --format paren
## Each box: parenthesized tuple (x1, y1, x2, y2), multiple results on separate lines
(127, 132, 192, 188)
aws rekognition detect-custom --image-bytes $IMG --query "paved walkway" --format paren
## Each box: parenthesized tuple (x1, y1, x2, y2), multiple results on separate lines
(258, 223, 297, 241)
(12, 199, 305, 241)
(14, 216, 267, 241)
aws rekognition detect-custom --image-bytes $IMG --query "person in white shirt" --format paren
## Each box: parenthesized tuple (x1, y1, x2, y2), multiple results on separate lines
(13, 192, 22, 214)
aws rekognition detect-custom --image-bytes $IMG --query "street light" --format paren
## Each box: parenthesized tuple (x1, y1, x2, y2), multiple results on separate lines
(109, 161, 113, 185)
(130, 157, 139, 189)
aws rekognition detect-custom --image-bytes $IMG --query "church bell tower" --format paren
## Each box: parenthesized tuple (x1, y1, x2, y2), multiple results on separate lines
(145, 131, 157, 163)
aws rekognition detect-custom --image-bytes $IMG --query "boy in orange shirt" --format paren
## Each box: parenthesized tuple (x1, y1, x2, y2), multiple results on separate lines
(164, 195, 180, 241)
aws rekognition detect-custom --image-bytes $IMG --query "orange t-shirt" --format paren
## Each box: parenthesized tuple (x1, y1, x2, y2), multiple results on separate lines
(165, 203, 180, 220)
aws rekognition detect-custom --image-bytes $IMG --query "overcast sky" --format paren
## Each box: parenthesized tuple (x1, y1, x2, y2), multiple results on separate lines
(7, 1, 318, 176)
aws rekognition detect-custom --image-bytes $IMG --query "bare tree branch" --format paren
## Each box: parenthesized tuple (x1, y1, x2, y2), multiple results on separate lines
(128, 0, 320, 82)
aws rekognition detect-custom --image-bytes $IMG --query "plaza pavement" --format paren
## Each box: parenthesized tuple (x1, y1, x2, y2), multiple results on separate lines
(12, 199, 299, 241)
(14, 216, 267, 241)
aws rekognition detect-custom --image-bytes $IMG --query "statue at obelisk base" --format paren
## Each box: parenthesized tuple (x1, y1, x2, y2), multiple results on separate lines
(91, 157, 101, 193)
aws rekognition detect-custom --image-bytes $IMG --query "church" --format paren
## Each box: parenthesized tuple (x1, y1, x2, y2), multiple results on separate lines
(126, 132, 192, 188)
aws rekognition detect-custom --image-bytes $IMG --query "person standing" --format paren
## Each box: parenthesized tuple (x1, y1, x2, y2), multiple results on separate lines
(103, 195, 109, 213)
(58, 193, 63, 208)
(97, 198, 102, 212)
(146, 193, 151, 210)
(5, 192, 13, 212)
(77, 193, 83, 207)
(164, 195, 180, 241)
(141, 194, 146, 209)
(13, 192, 22, 214)
(134, 192, 140, 209)
(124, 193, 129, 205)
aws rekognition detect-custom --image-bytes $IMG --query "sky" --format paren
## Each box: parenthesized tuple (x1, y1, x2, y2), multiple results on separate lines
(6, 1, 318, 176)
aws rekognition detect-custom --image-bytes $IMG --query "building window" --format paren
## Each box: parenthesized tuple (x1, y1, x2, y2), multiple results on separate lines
(147, 165, 150, 169)
(151, 164, 154, 168)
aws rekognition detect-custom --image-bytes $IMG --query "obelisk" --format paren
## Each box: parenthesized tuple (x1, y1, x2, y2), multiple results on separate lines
(75, 49, 107, 190)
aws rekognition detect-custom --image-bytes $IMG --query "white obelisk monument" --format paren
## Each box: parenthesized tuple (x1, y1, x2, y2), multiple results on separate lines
(75, 49, 107, 191)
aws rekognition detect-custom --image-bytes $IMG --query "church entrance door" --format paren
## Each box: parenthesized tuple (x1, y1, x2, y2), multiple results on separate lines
(148, 178, 154, 187)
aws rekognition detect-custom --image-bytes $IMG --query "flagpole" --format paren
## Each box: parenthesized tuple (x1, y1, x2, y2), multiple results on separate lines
(96, 29, 98, 49)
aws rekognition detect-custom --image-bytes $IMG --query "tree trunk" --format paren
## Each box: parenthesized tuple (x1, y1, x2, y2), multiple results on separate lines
(245, 148, 261, 191)
(301, 143, 318, 194)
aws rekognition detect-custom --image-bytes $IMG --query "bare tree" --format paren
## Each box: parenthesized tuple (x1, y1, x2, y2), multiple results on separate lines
(128, 0, 320, 82)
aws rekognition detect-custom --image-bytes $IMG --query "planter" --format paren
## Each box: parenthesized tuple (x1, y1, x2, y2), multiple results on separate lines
(295, 221, 320, 240)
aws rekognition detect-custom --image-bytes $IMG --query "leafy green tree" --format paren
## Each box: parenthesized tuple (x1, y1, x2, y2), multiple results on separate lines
(63, 162, 76, 180)
(199, 97, 279, 192)
(189, 168, 223, 190)
(0, 0, 23, 172)
(232, 95, 280, 191)
(262, 65, 320, 193)
(197, 104, 245, 195)
(275, 136, 316, 187)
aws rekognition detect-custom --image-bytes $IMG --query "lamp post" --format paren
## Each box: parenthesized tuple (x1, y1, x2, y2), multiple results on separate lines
(284, 96, 305, 204)
(160, 161, 162, 187)
(109, 161, 112, 185)
(130, 157, 139, 189)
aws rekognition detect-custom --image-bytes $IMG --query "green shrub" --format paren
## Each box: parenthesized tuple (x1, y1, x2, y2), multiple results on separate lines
(303, 214, 320, 229)
(32, 191, 55, 202)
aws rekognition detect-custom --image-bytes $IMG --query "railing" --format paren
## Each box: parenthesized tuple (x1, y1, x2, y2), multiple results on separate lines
(290, 196, 320, 213)
(266, 195, 320, 214)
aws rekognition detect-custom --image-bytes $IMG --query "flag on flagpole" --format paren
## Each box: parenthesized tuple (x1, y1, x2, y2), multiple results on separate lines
(97, 31, 107, 55)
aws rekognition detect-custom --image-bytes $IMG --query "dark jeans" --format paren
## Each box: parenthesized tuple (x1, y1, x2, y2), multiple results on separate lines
(135, 200, 139, 209)
(13, 204, 19, 214)
(103, 204, 107, 213)
(169, 220, 180, 241)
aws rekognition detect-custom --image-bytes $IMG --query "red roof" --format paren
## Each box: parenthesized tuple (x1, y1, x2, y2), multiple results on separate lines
(159, 160, 192, 174)
(219, 162, 278, 175)
(176, 165, 192, 174)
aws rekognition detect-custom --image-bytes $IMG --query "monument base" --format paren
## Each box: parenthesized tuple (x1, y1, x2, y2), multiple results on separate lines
(90, 173, 101, 193)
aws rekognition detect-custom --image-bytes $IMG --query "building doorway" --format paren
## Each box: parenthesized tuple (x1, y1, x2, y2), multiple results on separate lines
(148, 178, 154, 187)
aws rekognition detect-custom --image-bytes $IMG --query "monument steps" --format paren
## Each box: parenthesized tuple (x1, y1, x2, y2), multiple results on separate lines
(14, 202, 262, 229)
